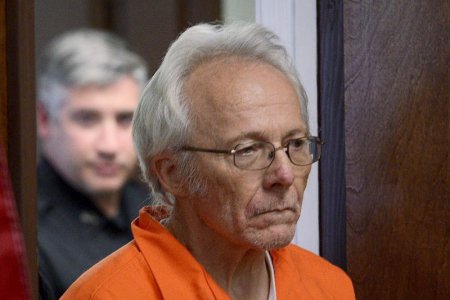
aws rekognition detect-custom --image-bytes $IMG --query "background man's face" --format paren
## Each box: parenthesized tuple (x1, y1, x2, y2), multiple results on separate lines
(182, 57, 311, 250)
(39, 76, 140, 198)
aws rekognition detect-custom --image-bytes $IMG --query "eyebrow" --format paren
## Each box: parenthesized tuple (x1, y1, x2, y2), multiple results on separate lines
(116, 111, 134, 117)
(69, 109, 134, 116)
(69, 109, 100, 117)
(284, 129, 308, 139)
(227, 128, 308, 147)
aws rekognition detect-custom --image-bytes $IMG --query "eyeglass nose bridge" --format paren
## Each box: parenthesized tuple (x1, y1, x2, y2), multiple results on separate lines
(267, 144, 291, 165)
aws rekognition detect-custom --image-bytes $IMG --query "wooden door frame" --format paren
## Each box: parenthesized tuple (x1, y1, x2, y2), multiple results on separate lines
(4, 0, 37, 298)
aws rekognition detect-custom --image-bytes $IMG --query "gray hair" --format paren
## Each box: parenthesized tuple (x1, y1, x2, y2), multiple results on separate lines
(38, 28, 148, 120)
(132, 22, 309, 205)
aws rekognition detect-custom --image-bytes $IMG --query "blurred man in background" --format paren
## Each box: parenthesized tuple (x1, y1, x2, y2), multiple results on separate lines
(36, 29, 149, 298)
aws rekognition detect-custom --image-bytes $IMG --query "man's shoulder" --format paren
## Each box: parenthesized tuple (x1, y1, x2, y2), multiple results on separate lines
(37, 158, 79, 218)
(281, 244, 342, 270)
(278, 244, 351, 280)
(61, 241, 160, 299)
(271, 244, 355, 299)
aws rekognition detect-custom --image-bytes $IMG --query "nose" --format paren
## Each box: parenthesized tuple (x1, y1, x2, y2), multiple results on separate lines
(96, 121, 120, 159)
(262, 147, 295, 190)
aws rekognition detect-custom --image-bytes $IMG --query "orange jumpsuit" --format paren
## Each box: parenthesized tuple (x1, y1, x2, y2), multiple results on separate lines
(62, 207, 355, 299)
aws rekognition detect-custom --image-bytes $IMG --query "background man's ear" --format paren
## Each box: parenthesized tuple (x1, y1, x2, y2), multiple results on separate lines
(151, 154, 187, 198)
(36, 102, 51, 138)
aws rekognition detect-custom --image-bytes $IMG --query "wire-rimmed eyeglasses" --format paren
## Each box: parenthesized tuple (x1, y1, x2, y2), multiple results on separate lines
(181, 136, 323, 171)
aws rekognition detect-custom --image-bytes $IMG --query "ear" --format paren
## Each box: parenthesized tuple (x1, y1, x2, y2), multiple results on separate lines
(150, 154, 187, 198)
(36, 102, 52, 139)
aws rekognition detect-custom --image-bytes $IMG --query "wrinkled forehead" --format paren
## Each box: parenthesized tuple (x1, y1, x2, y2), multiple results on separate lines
(184, 56, 297, 112)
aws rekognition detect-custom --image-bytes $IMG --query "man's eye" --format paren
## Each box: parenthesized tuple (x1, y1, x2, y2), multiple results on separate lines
(117, 113, 134, 127)
(72, 112, 99, 126)
(237, 147, 255, 157)
(289, 138, 305, 149)
(235, 143, 264, 157)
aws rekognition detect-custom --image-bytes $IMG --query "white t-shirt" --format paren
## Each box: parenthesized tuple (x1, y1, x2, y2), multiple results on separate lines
(265, 251, 277, 300)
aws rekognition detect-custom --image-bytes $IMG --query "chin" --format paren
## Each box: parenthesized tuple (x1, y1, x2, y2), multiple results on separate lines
(90, 177, 126, 190)
(87, 182, 123, 197)
(248, 224, 296, 251)
(260, 239, 292, 251)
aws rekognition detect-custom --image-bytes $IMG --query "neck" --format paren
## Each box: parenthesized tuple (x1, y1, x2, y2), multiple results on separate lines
(93, 193, 121, 218)
(166, 205, 270, 300)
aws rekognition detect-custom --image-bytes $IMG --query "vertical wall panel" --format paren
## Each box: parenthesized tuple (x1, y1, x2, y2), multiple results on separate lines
(317, 0, 347, 269)
(344, 1, 449, 298)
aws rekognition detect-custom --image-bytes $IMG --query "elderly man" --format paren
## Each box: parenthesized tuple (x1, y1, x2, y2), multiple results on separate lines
(62, 23, 354, 299)
(37, 29, 149, 298)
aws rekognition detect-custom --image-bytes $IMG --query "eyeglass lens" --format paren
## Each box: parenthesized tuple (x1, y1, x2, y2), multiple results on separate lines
(233, 138, 321, 170)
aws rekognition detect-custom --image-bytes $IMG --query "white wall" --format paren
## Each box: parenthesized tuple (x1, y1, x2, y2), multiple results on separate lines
(222, 0, 319, 254)
(221, 0, 255, 23)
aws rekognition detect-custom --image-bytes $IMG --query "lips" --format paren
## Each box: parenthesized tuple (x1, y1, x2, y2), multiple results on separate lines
(247, 207, 300, 230)
(91, 163, 122, 176)
(246, 204, 298, 219)
(254, 206, 296, 216)
(245, 192, 301, 219)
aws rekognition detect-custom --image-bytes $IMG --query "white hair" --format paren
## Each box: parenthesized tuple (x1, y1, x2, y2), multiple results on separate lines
(37, 28, 148, 120)
(132, 22, 309, 205)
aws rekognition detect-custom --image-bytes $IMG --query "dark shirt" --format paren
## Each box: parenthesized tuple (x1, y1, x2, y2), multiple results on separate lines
(38, 158, 149, 299)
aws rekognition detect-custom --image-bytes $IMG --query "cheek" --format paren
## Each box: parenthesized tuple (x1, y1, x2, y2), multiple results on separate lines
(200, 173, 244, 216)
(289, 168, 311, 202)
(119, 127, 133, 140)
(119, 130, 136, 152)
(193, 157, 263, 223)
(48, 128, 77, 154)
(221, 176, 263, 225)
(298, 166, 311, 189)
(64, 127, 97, 149)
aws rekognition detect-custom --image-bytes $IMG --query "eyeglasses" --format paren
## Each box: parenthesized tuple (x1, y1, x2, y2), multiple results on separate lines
(181, 136, 323, 171)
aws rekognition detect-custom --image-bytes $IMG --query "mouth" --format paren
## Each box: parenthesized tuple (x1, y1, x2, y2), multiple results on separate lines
(245, 192, 302, 220)
(91, 163, 122, 177)
(246, 207, 299, 230)
(249, 206, 297, 218)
